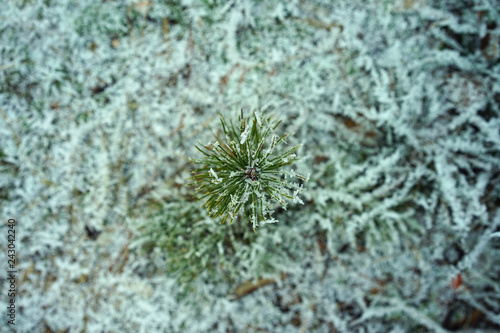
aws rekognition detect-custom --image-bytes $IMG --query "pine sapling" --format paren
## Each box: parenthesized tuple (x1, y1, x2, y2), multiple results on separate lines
(191, 110, 309, 231)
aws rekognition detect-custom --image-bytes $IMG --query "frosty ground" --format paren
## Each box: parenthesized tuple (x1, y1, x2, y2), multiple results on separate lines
(1, 0, 499, 332)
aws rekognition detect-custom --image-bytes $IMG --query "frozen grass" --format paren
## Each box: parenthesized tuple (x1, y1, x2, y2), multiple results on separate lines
(1, 0, 499, 332)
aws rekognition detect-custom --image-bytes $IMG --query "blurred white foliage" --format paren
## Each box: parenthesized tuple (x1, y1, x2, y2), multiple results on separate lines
(0, 0, 499, 332)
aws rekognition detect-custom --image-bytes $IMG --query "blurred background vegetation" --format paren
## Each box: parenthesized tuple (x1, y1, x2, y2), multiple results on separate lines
(1, 0, 499, 332)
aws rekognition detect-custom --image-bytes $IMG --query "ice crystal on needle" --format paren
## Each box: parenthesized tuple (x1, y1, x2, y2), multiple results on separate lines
(191, 110, 308, 231)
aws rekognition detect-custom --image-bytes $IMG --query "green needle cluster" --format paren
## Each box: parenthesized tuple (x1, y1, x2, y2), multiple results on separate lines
(191, 110, 308, 231)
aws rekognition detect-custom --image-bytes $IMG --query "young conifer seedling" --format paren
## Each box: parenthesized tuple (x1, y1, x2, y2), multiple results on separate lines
(191, 110, 309, 231)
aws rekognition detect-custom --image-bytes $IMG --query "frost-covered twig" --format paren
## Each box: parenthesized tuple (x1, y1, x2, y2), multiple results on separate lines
(191, 110, 309, 231)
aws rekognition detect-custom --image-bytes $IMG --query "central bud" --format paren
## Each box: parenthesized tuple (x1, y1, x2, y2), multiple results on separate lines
(245, 167, 259, 181)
